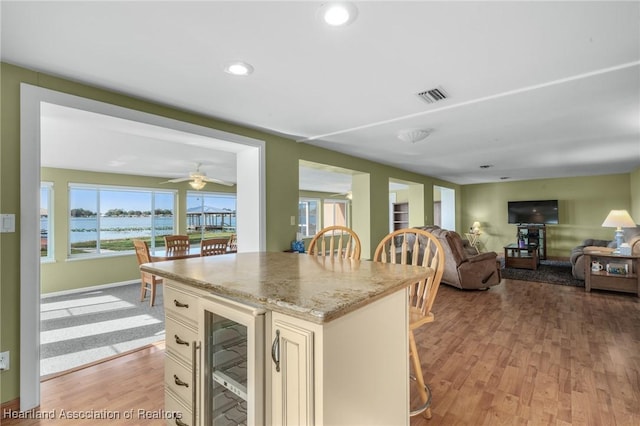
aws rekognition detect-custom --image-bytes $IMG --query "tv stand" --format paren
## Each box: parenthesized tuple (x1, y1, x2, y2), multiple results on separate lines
(517, 224, 546, 260)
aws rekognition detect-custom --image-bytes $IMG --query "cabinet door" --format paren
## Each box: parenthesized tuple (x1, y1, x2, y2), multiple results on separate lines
(271, 315, 314, 426)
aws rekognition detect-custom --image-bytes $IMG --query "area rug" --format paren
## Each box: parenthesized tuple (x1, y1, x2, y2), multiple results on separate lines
(500, 259, 584, 287)
(40, 282, 165, 377)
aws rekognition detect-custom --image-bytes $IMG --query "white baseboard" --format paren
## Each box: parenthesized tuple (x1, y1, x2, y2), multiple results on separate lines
(41, 279, 139, 299)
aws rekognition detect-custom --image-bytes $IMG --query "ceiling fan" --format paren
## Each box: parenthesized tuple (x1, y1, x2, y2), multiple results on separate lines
(160, 163, 234, 190)
(329, 190, 353, 200)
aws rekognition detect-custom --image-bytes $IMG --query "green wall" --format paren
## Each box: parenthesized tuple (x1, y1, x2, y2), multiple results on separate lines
(0, 62, 458, 404)
(461, 173, 635, 257)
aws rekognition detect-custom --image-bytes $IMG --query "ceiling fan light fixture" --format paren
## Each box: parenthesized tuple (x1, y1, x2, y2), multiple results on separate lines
(319, 2, 358, 27)
(189, 178, 206, 190)
(224, 61, 254, 76)
(397, 129, 432, 144)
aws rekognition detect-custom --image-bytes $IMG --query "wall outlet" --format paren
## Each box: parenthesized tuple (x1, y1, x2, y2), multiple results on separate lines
(0, 351, 9, 371)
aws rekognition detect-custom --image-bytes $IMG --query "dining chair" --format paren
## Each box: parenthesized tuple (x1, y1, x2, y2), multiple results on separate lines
(200, 237, 230, 256)
(164, 234, 190, 256)
(133, 239, 163, 307)
(226, 233, 238, 253)
(373, 228, 445, 419)
(307, 225, 361, 260)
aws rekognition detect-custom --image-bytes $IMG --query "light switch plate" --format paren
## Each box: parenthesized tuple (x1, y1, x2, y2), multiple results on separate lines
(1, 214, 15, 233)
(0, 351, 9, 371)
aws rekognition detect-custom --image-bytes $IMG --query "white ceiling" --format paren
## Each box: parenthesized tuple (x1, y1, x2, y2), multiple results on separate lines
(2, 1, 639, 189)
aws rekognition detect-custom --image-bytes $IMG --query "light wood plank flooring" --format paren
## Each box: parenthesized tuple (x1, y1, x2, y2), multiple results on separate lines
(2, 343, 165, 425)
(412, 281, 640, 425)
(3, 279, 639, 425)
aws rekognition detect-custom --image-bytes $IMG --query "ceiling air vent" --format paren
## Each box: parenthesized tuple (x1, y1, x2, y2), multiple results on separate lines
(416, 86, 448, 104)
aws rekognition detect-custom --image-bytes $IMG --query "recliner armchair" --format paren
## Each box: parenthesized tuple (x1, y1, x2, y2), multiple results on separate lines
(443, 231, 501, 289)
(415, 226, 501, 290)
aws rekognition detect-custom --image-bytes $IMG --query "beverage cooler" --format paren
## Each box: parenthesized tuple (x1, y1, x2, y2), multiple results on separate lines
(199, 295, 266, 426)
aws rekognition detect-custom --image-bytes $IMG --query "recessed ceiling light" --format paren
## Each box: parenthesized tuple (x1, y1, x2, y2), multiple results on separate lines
(319, 2, 358, 27)
(224, 61, 254, 76)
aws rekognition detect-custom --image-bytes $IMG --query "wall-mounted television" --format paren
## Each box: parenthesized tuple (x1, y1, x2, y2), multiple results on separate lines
(508, 200, 559, 224)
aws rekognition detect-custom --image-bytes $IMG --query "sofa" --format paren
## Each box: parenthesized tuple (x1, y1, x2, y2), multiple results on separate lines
(415, 226, 502, 290)
(570, 227, 640, 279)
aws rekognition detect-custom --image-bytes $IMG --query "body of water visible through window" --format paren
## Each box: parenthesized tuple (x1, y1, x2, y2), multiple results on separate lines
(67, 184, 176, 257)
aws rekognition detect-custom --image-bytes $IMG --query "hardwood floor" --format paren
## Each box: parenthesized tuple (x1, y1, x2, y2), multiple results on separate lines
(411, 280, 640, 426)
(3, 279, 639, 425)
(2, 343, 165, 426)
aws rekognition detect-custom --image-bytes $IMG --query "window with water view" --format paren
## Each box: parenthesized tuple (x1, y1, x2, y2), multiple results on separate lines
(186, 191, 237, 245)
(68, 184, 176, 257)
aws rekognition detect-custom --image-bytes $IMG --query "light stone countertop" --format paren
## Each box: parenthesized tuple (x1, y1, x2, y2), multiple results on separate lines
(141, 251, 432, 324)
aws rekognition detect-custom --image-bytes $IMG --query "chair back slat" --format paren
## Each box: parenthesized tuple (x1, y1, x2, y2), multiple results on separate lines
(200, 237, 230, 256)
(308, 226, 361, 260)
(133, 239, 163, 306)
(164, 235, 190, 256)
(226, 234, 238, 253)
(133, 239, 151, 264)
(373, 228, 445, 319)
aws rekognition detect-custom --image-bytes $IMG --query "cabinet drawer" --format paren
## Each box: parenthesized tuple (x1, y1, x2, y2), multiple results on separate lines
(166, 316, 198, 364)
(165, 390, 193, 426)
(165, 283, 199, 326)
(165, 355, 194, 406)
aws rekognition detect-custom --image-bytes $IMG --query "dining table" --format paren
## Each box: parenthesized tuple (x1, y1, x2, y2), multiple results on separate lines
(150, 246, 237, 261)
(150, 246, 202, 261)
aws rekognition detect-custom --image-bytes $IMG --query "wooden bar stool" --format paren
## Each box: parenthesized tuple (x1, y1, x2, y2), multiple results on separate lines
(374, 228, 445, 419)
(307, 225, 361, 260)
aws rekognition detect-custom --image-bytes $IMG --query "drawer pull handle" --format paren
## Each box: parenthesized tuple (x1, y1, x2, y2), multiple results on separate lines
(175, 335, 190, 346)
(271, 329, 280, 372)
(174, 299, 189, 309)
(174, 374, 189, 387)
(175, 418, 188, 426)
(192, 341, 200, 426)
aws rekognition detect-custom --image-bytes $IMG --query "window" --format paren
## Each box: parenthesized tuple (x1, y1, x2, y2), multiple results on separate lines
(40, 182, 53, 261)
(298, 199, 319, 237)
(68, 184, 176, 257)
(186, 192, 237, 244)
(324, 199, 348, 228)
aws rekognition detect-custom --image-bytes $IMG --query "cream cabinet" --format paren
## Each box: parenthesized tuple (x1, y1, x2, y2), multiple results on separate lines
(269, 288, 409, 426)
(164, 281, 208, 426)
(160, 269, 413, 426)
(270, 314, 314, 425)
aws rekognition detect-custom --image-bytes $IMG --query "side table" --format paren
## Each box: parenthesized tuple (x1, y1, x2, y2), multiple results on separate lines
(584, 251, 639, 296)
(464, 232, 481, 254)
(504, 243, 539, 270)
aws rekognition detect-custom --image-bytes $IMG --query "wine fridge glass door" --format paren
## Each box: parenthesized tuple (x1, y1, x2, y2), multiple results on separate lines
(200, 296, 265, 426)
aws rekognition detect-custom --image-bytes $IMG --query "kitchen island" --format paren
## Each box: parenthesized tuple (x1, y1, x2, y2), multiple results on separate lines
(141, 251, 432, 426)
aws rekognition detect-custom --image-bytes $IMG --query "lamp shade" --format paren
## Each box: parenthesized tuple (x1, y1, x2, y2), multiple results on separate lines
(601, 210, 636, 229)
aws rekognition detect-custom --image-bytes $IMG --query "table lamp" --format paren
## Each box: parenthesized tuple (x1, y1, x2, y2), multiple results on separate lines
(601, 209, 636, 248)
(471, 221, 481, 234)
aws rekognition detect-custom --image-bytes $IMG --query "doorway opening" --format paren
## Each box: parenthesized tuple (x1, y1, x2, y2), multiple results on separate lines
(434, 186, 456, 230)
(20, 84, 265, 410)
